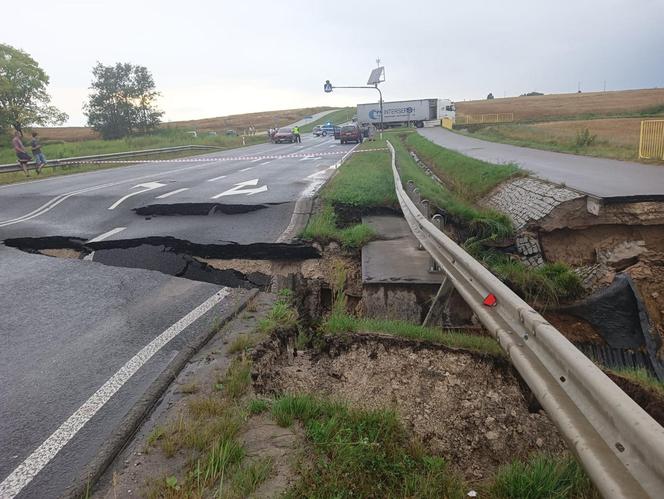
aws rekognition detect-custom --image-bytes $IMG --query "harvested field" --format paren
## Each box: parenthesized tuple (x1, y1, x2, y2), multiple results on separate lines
(456, 88, 664, 122)
(27, 106, 334, 143)
(253, 331, 566, 480)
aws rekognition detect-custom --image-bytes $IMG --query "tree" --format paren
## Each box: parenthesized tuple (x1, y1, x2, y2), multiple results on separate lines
(84, 62, 163, 139)
(0, 43, 68, 133)
(487, 92, 494, 100)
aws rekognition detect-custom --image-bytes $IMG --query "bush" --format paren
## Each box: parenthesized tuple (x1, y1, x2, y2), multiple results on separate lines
(575, 128, 596, 148)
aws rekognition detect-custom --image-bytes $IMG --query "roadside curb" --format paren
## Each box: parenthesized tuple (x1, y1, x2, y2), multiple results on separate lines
(64, 287, 259, 499)
(276, 142, 361, 243)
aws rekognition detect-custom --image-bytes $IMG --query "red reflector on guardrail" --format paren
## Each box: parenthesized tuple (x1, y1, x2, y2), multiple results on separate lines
(483, 294, 497, 307)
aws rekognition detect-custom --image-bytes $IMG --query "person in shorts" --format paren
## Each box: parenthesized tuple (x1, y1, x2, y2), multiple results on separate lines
(30, 132, 47, 172)
(12, 131, 32, 176)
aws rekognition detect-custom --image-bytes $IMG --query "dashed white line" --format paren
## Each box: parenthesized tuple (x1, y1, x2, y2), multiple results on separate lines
(240, 167, 253, 172)
(250, 158, 262, 163)
(260, 161, 272, 165)
(86, 227, 127, 243)
(155, 188, 189, 199)
(0, 288, 230, 499)
(206, 174, 227, 182)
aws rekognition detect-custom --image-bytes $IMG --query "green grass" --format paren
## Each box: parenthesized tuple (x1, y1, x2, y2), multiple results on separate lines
(610, 367, 664, 397)
(489, 454, 598, 499)
(248, 398, 270, 415)
(463, 124, 637, 162)
(322, 312, 503, 356)
(388, 131, 514, 240)
(257, 298, 299, 335)
(272, 394, 467, 498)
(299, 107, 355, 133)
(220, 357, 252, 400)
(403, 131, 522, 201)
(300, 140, 397, 249)
(227, 335, 257, 354)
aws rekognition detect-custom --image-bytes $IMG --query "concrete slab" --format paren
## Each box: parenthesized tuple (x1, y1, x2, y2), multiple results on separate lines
(361, 215, 443, 284)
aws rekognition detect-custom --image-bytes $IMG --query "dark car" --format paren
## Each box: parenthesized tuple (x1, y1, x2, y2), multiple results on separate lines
(339, 124, 363, 144)
(273, 127, 295, 143)
(319, 124, 339, 137)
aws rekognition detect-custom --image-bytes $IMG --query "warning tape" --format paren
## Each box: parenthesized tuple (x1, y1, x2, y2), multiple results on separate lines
(57, 148, 390, 165)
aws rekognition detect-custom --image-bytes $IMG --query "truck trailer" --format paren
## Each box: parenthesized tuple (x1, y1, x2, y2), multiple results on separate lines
(356, 98, 455, 128)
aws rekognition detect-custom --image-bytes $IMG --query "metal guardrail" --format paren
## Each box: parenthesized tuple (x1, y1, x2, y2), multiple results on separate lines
(0, 145, 222, 174)
(386, 140, 664, 499)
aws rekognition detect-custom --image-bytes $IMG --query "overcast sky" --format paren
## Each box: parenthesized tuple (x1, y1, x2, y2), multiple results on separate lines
(3, 0, 663, 126)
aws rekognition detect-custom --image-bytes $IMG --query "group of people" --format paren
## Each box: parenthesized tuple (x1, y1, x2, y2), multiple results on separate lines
(268, 126, 301, 143)
(11, 130, 47, 177)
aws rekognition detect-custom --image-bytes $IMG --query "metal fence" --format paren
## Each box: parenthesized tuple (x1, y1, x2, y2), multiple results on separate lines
(455, 112, 514, 125)
(387, 139, 664, 499)
(639, 120, 664, 160)
(0, 145, 221, 174)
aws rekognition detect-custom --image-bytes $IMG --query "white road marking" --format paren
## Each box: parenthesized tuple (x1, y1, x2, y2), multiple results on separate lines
(206, 174, 227, 182)
(299, 156, 313, 162)
(155, 188, 189, 199)
(240, 167, 253, 172)
(250, 158, 262, 163)
(86, 227, 127, 243)
(0, 289, 230, 499)
(260, 161, 272, 165)
(108, 182, 166, 210)
(211, 178, 268, 198)
(329, 144, 336, 148)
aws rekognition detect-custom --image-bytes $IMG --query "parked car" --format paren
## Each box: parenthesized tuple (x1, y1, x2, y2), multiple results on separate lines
(312, 125, 323, 136)
(225, 129, 237, 136)
(339, 124, 363, 144)
(319, 124, 339, 137)
(273, 127, 295, 143)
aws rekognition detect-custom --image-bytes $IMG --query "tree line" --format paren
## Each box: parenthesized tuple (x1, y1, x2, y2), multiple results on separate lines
(1, 43, 163, 140)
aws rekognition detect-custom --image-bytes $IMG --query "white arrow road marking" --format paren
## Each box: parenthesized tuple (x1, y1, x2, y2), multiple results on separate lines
(206, 174, 227, 182)
(211, 178, 268, 199)
(108, 182, 166, 210)
(0, 289, 230, 499)
(155, 188, 189, 199)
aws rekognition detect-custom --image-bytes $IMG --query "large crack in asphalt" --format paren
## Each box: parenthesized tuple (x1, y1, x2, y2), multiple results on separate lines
(133, 202, 283, 217)
(3, 236, 320, 290)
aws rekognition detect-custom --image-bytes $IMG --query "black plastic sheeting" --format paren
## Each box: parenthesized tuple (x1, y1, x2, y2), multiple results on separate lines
(560, 274, 664, 380)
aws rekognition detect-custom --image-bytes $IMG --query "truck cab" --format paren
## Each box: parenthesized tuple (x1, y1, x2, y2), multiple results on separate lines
(437, 99, 456, 120)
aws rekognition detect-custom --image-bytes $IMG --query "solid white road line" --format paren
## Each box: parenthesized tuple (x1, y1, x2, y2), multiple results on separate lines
(86, 227, 127, 243)
(155, 188, 189, 199)
(0, 289, 230, 499)
(240, 167, 253, 172)
(206, 174, 227, 182)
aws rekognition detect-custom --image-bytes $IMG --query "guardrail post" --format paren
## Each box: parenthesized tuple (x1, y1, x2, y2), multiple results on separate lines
(429, 214, 443, 272)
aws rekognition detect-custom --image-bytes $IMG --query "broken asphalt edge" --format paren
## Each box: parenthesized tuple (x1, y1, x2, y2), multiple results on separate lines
(276, 142, 361, 243)
(63, 287, 260, 499)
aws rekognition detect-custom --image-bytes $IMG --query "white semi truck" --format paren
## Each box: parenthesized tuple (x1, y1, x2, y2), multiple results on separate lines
(356, 98, 455, 128)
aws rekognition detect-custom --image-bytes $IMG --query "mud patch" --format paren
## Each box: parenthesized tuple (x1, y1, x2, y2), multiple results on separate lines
(40, 248, 83, 259)
(252, 332, 566, 480)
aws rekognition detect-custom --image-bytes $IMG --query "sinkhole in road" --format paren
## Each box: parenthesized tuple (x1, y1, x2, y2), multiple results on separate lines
(3, 236, 321, 290)
(133, 202, 282, 217)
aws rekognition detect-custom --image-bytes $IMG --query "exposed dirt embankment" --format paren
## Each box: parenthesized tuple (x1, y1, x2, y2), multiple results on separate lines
(252, 331, 566, 480)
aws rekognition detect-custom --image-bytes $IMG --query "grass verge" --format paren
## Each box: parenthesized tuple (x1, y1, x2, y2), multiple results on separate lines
(389, 130, 583, 307)
(610, 367, 664, 398)
(300, 139, 397, 249)
(462, 123, 639, 162)
(321, 311, 503, 356)
(299, 107, 355, 133)
(272, 394, 466, 498)
(0, 129, 265, 185)
(489, 454, 598, 499)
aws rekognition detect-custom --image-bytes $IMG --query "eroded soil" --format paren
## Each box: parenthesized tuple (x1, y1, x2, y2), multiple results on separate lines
(252, 331, 566, 480)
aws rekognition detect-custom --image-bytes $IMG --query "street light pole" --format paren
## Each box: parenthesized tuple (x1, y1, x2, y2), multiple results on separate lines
(323, 82, 384, 139)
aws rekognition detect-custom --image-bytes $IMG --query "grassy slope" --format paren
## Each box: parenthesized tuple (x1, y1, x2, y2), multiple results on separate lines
(389, 130, 582, 307)
(299, 107, 355, 133)
(301, 139, 396, 248)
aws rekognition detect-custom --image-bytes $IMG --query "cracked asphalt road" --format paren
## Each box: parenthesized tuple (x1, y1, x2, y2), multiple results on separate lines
(0, 135, 352, 498)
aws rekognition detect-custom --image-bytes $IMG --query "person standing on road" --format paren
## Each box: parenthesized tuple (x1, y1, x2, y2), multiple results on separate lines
(12, 131, 32, 177)
(293, 126, 301, 143)
(30, 132, 47, 173)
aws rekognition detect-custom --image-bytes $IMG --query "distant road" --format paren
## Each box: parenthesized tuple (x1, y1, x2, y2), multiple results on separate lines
(288, 109, 338, 127)
(418, 128, 664, 199)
